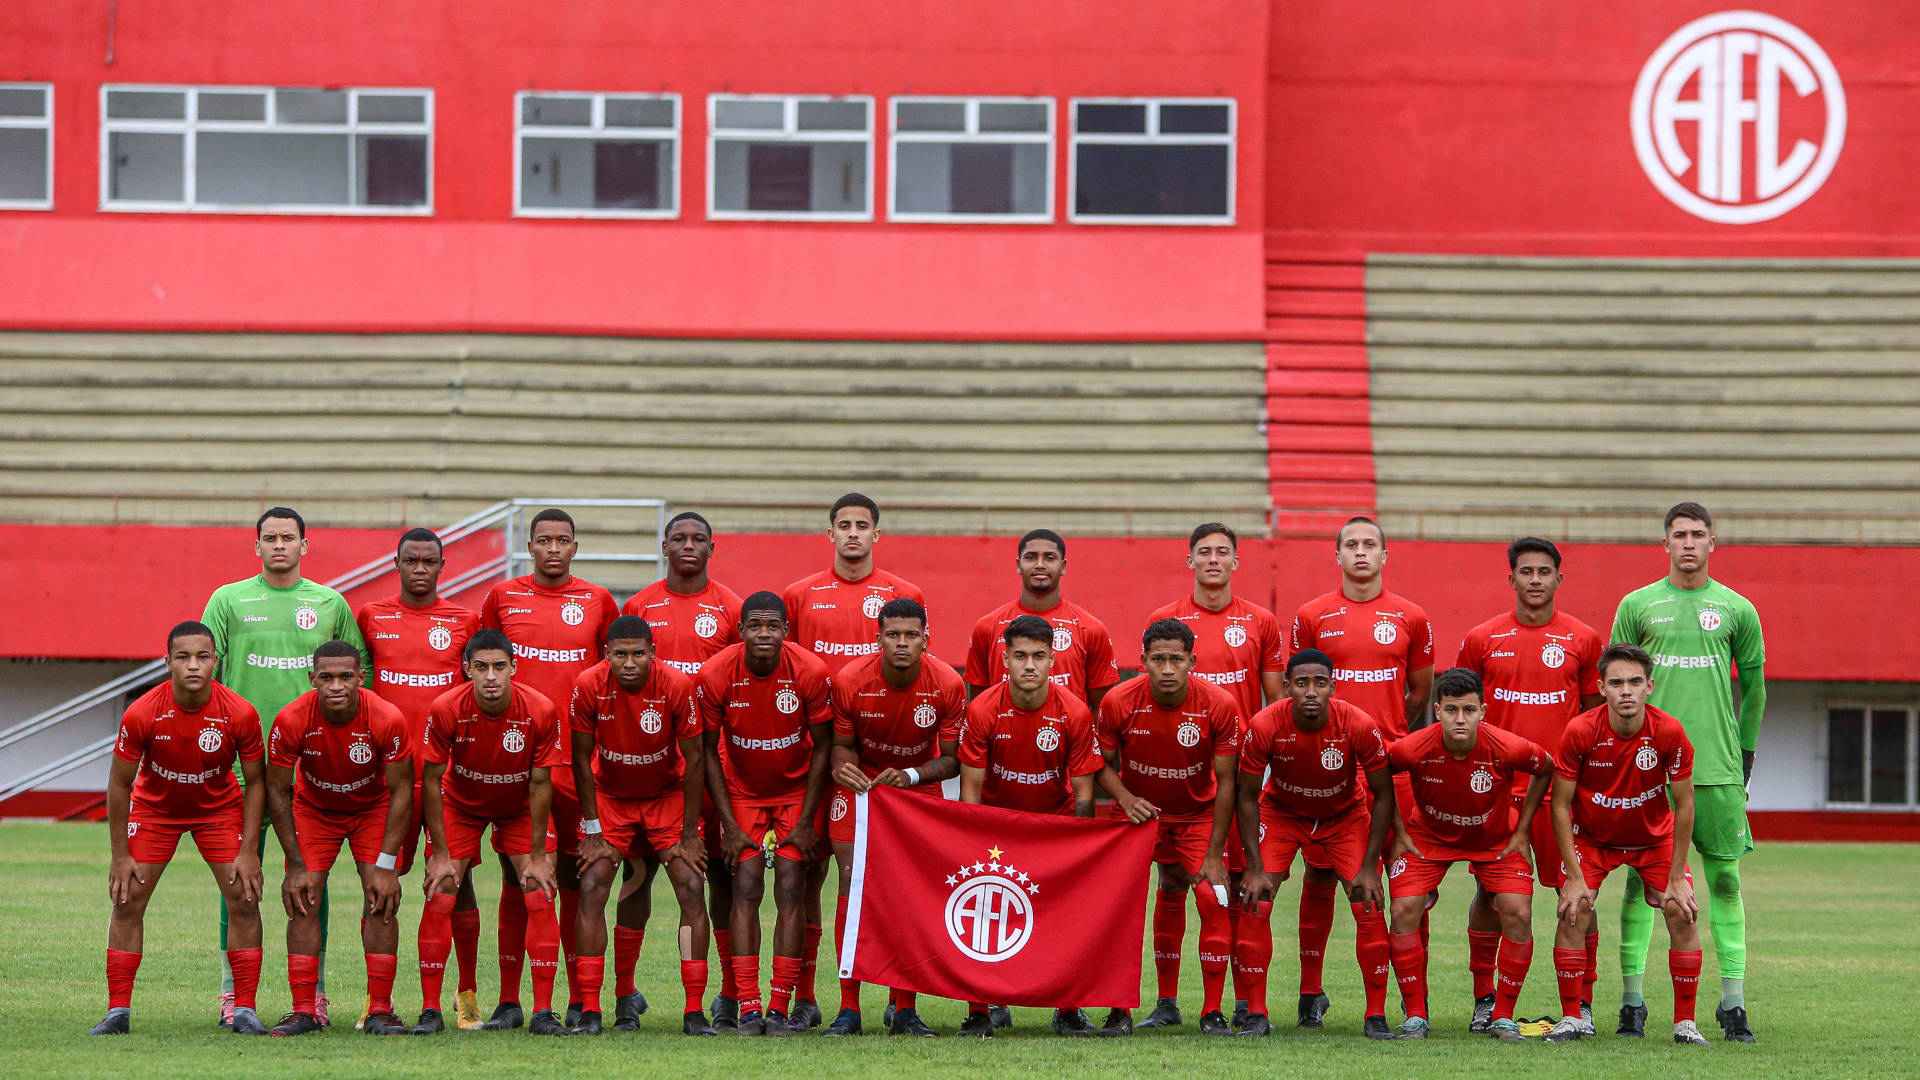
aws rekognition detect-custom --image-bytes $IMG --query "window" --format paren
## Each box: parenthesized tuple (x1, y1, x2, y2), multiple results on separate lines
(889, 97, 1052, 222)
(515, 92, 679, 217)
(1826, 705, 1918, 808)
(0, 83, 52, 209)
(709, 95, 871, 220)
(100, 86, 431, 213)
(1069, 97, 1233, 224)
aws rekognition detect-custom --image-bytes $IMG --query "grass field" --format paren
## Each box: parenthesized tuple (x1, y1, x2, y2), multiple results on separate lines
(4, 821, 1916, 1078)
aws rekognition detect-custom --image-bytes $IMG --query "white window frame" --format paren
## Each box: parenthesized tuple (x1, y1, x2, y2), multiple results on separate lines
(0, 82, 53, 210)
(512, 90, 681, 219)
(887, 96, 1053, 224)
(1067, 96, 1235, 226)
(706, 94, 873, 222)
(1822, 701, 1920, 810)
(99, 84, 434, 215)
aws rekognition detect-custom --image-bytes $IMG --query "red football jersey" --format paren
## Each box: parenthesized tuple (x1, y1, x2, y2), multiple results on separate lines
(620, 578, 743, 676)
(1147, 594, 1286, 717)
(1556, 704, 1694, 850)
(965, 598, 1121, 701)
(481, 574, 618, 790)
(357, 595, 479, 734)
(1387, 723, 1551, 860)
(1455, 610, 1603, 760)
(421, 682, 566, 820)
(114, 682, 263, 819)
(1290, 589, 1435, 738)
(268, 689, 410, 814)
(830, 653, 968, 776)
(958, 683, 1102, 815)
(1095, 675, 1242, 819)
(1239, 698, 1386, 822)
(783, 567, 927, 674)
(569, 659, 700, 801)
(697, 641, 833, 805)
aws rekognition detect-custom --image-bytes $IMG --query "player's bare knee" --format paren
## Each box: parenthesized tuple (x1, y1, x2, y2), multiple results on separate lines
(1158, 863, 1192, 892)
(1388, 897, 1424, 932)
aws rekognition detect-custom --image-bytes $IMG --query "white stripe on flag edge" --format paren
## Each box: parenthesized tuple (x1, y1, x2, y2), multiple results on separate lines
(838, 788, 870, 978)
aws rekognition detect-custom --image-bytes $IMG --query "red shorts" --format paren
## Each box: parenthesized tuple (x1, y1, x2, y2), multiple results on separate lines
(729, 798, 824, 864)
(548, 781, 582, 857)
(602, 791, 692, 860)
(293, 799, 388, 873)
(1258, 804, 1371, 882)
(126, 805, 245, 865)
(1516, 786, 1565, 888)
(436, 806, 555, 863)
(1151, 814, 1215, 876)
(1573, 837, 1677, 897)
(1387, 848, 1533, 898)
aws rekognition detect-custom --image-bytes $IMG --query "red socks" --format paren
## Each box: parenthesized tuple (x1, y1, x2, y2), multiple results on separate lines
(729, 954, 762, 1014)
(770, 954, 803, 1016)
(1670, 948, 1703, 1024)
(1491, 935, 1533, 1022)
(1468, 928, 1501, 999)
(227, 947, 263, 1010)
(1228, 902, 1248, 1004)
(1152, 888, 1188, 1000)
(498, 885, 527, 1004)
(835, 894, 861, 1012)
(451, 907, 480, 995)
(714, 928, 738, 998)
(1389, 931, 1427, 1020)
(1351, 902, 1391, 1017)
(1583, 929, 1599, 1005)
(798, 922, 822, 1006)
(523, 889, 560, 1014)
(614, 926, 644, 998)
(681, 960, 709, 1014)
(1297, 875, 1338, 996)
(366, 952, 397, 1016)
(559, 887, 581, 1007)
(1194, 885, 1231, 1015)
(1232, 900, 1273, 1018)
(106, 948, 141, 1010)
(890, 987, 917, 1011)
(1553, 946, 1587, 1018)
(418, 893, 455, 1011)
(575, 955, 605, 1015)
(288, 953, 319, 1016)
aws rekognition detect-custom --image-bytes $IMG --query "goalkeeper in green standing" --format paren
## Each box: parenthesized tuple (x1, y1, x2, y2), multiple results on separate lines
(1608, 501, 1763, 1044)
(201, 507, 369, 1028)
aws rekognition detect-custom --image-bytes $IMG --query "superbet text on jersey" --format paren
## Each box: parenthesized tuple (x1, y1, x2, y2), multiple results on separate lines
(1556, 704, 1694, 849)
(1094, 675, 1242, 818)
(1386, 724, 1551, 861)
(569, 659, 700, 800)
(830, 652, 967, 778)
(357, 597, 480, 732)
(620, 578, 743, 676)
(268, 689, 410, 814)
(1147, 594, 1286, 717)
(1455, 611, 1602, 753)
(480, 575, 617, 788)
(782, 568, 926, 674)
(966, 598, 1121, 701)
(421, 683, 566, 820)
(696, 641, 833, 805)
(1291, 591, 1434, 737)
(958, 682, 1101, 815)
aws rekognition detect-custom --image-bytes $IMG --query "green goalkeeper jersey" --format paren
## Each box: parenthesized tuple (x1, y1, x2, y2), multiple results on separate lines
(1610, 577, 1765, 787)
(200, 574, 370, 732)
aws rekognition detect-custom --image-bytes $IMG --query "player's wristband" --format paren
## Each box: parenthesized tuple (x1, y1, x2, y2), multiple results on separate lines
(905, 768, 921, 786)
(580, 818, 602, 836)
(374, 852, 398, 871)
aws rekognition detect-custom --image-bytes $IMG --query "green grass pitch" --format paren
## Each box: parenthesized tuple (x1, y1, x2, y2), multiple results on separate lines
(3, 821, 1915, 1077)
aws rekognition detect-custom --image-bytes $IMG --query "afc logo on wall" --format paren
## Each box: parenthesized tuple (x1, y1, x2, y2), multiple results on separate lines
(1631, 11, 1845, 224)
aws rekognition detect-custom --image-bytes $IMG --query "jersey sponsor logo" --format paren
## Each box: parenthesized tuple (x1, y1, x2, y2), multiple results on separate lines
(1372, 621, 1398, 646)
(1034, 727, 1061, 753)
(197, 727, 223, 753)
(662, 659, 704, 674)
(247, 652, 313, 671)
(1175, 721, 1203, 748)
(348, 742, 374, 765)
(1631, 11, 1846, 224)
(428, 626, 453, 651)
(149, 760, 226, 784)
(1469, 768, 1496, 795)
(1422, 802, 1493, 828)
(990, 762, 1060, 786)
(1634, 745, 1661, 772)
(694, 613, 720, 639)
(512, 643, 589, 663)
(599, 743, 670, 768)
(774, 689, 801, 715)
(1493, 687, 1568, 706)
(242, 615, 268, 624)
(913, 703, 940, 729)
(1653, 653, 1717, 670)
(1274, 777, 1347, 800)
(814, 640, 881, 657)
(944, 851, 1036, 963)
(831, 792, 850, 822)
(1129, 758, 1203, 781)
(1540, 643, 1567, 669)
(1224, 624, 1248, 647)
(380, 669, 455, 688)
(1321, 746, 1345, 772)
(862, 594, 885, 620)
(501, 728, 526, 754)
(453, 762, 529, 785)
(1334, 666, 1398, 684)
(293, 605, 319, 631)
(560, 601, 586, 627)
(731, 730, 803, 752)
(1317, 629, 1345, 639)
(1195, 669, 1248, 686)
(861, 734, 932, 759)
(639, 708, 664, 735)
(308, 773, 376, 794)
(1590, 784, 1665, 811)
(1051, 627, 1074, 653)
(1699, 608, 1723, 632)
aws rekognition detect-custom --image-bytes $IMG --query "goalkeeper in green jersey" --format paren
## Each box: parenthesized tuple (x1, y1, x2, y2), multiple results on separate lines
(200, 507, 370, 1028)
(1608, 502, 1763, 1044)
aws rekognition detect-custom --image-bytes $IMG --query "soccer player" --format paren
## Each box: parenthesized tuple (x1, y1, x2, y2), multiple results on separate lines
(1454, 537, 1603, 1031)
(569, 616, 714, 1036)
(1144, 521, 1285, 1028)
(1382, 669, 1551, 1041)
(1236, 649, 1395, 1040)
(825, 597, 965, 1037)
(94, 620, 267, 1036)
(1609, 501, 1764, 1042)
(1544, 644, 1706, 1047)
(415, 629, 568, 1036)
(966, 529, 1121, 711)
(957, 615, 1103, 1038)
(621, 510, 744, 1026)
(782, 493, 925, 1026)
(1288, 515, 1433, 1028)
(358, 527, 486, 1029)
(261, 641, 413, 1036)
(698, 592, 834, 1036)
(201, 506, 368, 1026)
(1094, 619, 1243, 1037)
(480, 507, 618, 1028)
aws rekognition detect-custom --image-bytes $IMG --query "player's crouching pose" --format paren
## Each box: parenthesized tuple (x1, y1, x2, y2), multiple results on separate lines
(94, 620, 268, 1036)
(1545, 643, 1707, 1047)
(414, 629, 568, 1036)
(570, 616, 716, 1036)
(263, 641, 414, 1036)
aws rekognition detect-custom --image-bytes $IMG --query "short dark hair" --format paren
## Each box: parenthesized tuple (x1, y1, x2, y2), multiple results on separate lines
(1286, 648, 1334, 676)
(1598, 642, 1654, 679)
(396, 527, 442, 556)
(529, 508, 576, 536)
(830, 492, 880, 526)
(1017, 528, 1066, 559)
(1189, 522, 1237, 551)
(741, 591, 787, 622)
(1003, 614, 1053, 648)
(877, 597, 927, 628)
(1664, 501, 1713, 532)
(312, 639, 362, 668)
(665, 510, 713, 536)
(606, 615, 654, 644)
(166, 619, 215, 651)
(1141, 618, 1195, 655)
(1507, 536, 1562, 569)
(1337, 515, 1385, 549)
(1432, 667, 1484, 702)
(464, 628, 514, 663)
(256, 506, 306, 538)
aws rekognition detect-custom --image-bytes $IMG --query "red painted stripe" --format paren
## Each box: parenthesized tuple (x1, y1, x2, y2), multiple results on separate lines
(1750, 811, 1920, 844)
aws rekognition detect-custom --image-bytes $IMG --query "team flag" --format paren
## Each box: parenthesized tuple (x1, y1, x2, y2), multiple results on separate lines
(840, 787, 1154, 1008)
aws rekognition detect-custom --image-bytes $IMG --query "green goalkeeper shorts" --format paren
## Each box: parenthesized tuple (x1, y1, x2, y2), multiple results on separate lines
(1691, 783, 1755, 860)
